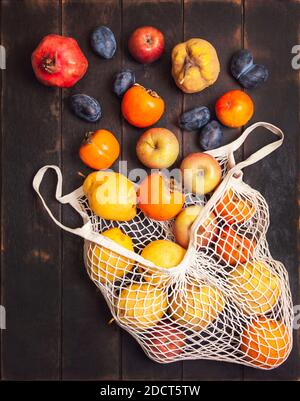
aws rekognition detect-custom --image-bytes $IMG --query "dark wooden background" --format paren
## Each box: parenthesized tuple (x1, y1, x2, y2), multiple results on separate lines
(0, 0, 299, 381)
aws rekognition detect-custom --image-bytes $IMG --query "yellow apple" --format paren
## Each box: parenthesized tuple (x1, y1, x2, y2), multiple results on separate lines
(88, 227, 135, 285)
(83, 171, 137, 221)
(136, 128, 179, 169)
(140, 239, 186, 285)
(116, 282, 168, 329)
(169, 283, 225, 330)
(228, 260, 280, 315)
(175, 205, 218, 249)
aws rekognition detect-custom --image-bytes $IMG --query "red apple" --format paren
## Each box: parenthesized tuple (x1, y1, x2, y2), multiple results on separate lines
(175, 205, 218, 249)
(128, 26, 164, 64)
(180, 153, 222, 195)
(136, 128, 179, 169)
(147, 323, 185, 360)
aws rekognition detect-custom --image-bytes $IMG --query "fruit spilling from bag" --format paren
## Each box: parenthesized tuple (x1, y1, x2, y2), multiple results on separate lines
(72, 123, 292, 369)
(32, 25, 290, 369)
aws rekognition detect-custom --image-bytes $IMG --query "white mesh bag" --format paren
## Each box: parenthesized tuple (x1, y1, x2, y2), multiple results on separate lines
(33, 122, 293, 369)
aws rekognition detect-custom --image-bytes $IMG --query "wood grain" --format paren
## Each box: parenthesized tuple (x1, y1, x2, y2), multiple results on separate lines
(1, 0, 61, 379)
(243, 0, 300, 381)
(182, 0, 244, 157)
(182, 0, 244, 381)
(61, 0, 122, 380)
(121, 0, 183, 380)
(0, 0, 299, 381)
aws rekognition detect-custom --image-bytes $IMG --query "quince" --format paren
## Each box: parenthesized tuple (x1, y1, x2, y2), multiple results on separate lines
(116, 283, 168, 330)
(171, 38, 220, 93)
(228, 261, 280, 315)
(88, 228, 135, 285)
(83, 171, 137, 221)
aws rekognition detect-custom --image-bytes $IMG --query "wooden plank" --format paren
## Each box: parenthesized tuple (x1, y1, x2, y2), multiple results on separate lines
(121, 0, 183, 380)
(61, 0, 122, 380)
(182, 0, 244, 380)
(183, 0, 244, 158)
(243, 0, 300, 381)
(1, 0, 61, 379)
(0, 0, 298, 382)
(0, 0, 3, 381)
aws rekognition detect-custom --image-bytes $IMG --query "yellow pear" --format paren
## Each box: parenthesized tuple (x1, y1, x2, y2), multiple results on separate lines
(83, 171, 137, 221)
(83, 171, 98, 198)
(169, 283, 225, 330)
(88, 228, 135, 285)
(116, 283, 168, 330)
(140, 240, 186, 285)
(228, 261, 280, 315)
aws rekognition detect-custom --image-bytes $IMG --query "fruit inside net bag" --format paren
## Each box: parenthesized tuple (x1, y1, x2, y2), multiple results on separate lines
(33, 122, 293, 369)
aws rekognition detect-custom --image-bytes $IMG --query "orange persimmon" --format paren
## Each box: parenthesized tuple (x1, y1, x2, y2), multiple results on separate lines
(215, 90, 254, 128)
(215, 225, 255, 266)
(137, 173, 184, 221)
(215, 189, 255, 224)
(122, 84, 164, 128)
(79, 129, 120, 170)
(241, 317, 290, 368)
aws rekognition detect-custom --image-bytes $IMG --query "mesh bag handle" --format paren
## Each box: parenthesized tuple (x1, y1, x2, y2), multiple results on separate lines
(213, 121, 284, 189)
(32, 165, 91, 236)
(33, 122, 284, 265)
(33, 124, 293, 369)
(32, 165, 184, 269)
(207, 121, 284, 174)
(190, 122, 284, 246)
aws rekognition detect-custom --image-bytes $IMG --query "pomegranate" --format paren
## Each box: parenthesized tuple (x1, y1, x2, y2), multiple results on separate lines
(31, 34, 88, 88)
